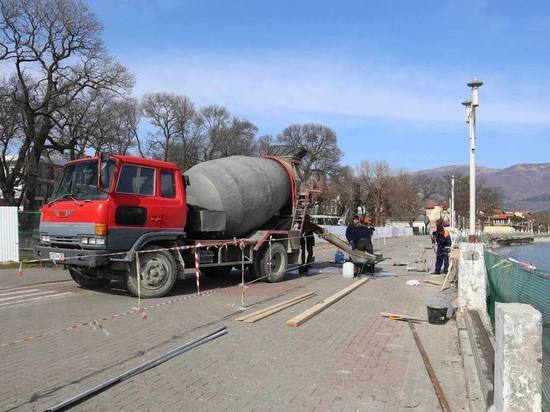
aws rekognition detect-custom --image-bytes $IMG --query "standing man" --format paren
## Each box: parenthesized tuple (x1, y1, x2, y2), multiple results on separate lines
(357, 216, 375, 255)
(346, 215, 361, 249)
(300, 215, 315, 274)
(431, 223, 452, 274)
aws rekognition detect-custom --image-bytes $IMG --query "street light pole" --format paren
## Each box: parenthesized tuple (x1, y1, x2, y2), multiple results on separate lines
(462, 99, 473, 238)
(451, 174, 455, 230)
(464, 78, 483, 243)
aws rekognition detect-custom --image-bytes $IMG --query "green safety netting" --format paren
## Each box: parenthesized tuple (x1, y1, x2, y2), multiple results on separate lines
(485, 251, 550, 410)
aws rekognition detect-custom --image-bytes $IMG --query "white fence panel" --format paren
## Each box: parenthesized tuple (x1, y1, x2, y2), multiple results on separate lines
(0, 206, 19, 262)
(316, 225, 413, 243)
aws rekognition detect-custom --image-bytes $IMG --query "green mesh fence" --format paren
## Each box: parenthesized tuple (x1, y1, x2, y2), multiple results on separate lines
(485, 251, 550, 410)
(455, 232, 492, 244)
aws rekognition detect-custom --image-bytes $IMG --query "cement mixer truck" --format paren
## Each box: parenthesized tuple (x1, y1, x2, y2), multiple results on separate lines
(35, 147, 320, 298)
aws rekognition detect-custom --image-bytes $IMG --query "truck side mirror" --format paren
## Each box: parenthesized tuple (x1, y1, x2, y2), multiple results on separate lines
(99, 157, 112, 192)
(183, 175, 190, 187)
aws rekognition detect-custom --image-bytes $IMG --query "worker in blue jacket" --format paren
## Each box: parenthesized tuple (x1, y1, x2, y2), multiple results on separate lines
(357, 216, 375, 255)
(345, 215, 362, 249)
(431, 223, 452, 274)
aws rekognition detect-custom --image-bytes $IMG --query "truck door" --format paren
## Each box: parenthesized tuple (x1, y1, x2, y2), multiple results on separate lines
(109, 164, 161, 250)
(157, 169, 185, 230)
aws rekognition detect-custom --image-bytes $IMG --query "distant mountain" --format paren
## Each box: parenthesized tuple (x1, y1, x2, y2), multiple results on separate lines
(417, 163, 550, 212)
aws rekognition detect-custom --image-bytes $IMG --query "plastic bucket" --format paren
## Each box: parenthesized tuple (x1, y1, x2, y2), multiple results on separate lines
(427, 306, 448, 325)
(343, 262, 355, 278)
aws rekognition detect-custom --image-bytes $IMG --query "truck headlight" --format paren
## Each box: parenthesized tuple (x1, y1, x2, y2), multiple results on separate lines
(41, 235, 50, 242)
(81, 236, 105, 245)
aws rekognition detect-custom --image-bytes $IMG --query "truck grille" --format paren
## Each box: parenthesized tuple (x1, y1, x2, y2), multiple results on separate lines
(50, 235, 80, 246)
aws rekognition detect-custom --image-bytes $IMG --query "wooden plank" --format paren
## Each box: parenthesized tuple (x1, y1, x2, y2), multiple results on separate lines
(286, 278, 369, 327)
(243, 294, 316, 323)
(380, 312, 426, 322)
(440, 258, 454, 291)
(235, 292, 316, 322)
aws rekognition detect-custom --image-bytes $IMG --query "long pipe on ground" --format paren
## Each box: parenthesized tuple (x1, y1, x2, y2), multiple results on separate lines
(45, 326, 228, 412)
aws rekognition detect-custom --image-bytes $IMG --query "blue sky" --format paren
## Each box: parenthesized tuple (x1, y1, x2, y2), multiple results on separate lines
(88, 0, 550, 171)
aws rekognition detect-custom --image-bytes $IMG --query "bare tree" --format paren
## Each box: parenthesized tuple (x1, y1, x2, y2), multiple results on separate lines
(277, 123, 342, 183)
(256, 134, 274, 156)
(355, 160, 391, 225)
(87, 97, 142, 155)
(386, 172, 422, 226)
(0, 79, 23, 205)
(195, 105, 258, 161)
(0, 0, 133, 209)
(330, 165, 359, 221)
(141, 92, 192, 161)
(384, 172, 438, 226)
(437, 173, 502, 228)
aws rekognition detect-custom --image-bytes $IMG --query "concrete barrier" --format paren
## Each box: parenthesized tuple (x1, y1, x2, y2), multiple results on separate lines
(458, 242, 490, 326)
(493, 303, 542, 412)
(457, 245, 544, 411)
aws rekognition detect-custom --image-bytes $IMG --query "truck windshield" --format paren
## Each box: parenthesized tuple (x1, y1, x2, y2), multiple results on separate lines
(52, 160, 115, 201)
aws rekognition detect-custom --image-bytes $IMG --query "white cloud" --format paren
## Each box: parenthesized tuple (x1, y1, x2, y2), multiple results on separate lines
(85, 51, 550, 127)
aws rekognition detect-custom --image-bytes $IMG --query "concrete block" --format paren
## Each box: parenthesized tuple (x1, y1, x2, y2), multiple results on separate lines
(458, 243, 489, 324)
(494, 303, 542, 412)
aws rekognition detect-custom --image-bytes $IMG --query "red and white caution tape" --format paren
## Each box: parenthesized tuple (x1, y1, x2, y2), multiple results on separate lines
(194, 244, 201, 294)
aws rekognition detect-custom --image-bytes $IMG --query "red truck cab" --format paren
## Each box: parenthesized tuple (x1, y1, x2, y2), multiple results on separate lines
(36, 154, 187, 290)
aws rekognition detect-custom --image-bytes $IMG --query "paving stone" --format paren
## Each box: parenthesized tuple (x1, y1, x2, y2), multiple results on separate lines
(0, 236, 471, 411)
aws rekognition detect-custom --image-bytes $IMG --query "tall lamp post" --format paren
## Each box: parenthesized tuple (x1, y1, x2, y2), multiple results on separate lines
(451, 174, 455, 230)
(463, 78, 483, 242)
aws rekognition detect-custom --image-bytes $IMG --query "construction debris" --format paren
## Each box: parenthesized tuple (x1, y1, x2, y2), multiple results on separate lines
(381, 312, 426, 323)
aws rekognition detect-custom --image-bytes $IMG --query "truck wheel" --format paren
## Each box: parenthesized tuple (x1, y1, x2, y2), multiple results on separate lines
(127, 246, 177, 298)
(258, 242, 288, 283)
(69, 267, 110, 289)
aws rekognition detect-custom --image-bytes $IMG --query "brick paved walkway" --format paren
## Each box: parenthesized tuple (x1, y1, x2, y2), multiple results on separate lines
(0, 236, 470, 411)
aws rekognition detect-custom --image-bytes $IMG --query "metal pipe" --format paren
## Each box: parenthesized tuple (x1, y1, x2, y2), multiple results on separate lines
(45, 327, 228, 412)
(407, 321, 452, 411)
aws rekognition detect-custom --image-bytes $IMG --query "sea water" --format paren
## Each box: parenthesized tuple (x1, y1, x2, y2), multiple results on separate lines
(497, 242, 550, 272)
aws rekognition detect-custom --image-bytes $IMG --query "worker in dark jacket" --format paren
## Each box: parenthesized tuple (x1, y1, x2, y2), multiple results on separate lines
(345, 215, 361, 249)
(431, 223, 452, 274)
(356, 216, 375, 255)
(300, 215, 315, 274)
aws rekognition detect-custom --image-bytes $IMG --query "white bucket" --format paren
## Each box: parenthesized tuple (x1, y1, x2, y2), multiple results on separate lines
(343, 262, 355, 278)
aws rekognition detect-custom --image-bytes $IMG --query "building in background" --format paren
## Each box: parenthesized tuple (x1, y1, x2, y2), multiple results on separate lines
(0, 157, 65, 209)
(484, 210, 535, 233)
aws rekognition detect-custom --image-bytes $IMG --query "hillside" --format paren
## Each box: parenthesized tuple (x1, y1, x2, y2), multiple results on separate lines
(417, 163, 550, 212)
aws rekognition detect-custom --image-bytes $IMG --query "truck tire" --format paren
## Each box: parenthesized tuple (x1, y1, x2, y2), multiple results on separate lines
(256, 242, 288, 283)
(69, 267, 110, 289)
(127, 245, 177, 298)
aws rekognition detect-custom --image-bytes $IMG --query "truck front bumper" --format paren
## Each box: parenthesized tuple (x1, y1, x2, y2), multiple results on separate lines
(35, 246, 108, 268)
